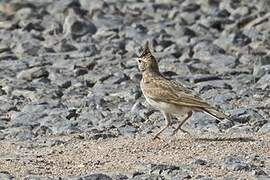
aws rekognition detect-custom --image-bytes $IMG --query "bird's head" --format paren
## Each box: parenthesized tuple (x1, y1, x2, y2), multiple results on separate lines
(137, 41, 159, 73)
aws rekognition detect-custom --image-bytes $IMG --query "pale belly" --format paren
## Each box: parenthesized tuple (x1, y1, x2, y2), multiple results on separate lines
(144, 96, 192, 115)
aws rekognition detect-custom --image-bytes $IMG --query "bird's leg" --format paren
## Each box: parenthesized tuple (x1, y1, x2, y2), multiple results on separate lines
(153, 112, 171, 140)
(172, 111, 193, 136)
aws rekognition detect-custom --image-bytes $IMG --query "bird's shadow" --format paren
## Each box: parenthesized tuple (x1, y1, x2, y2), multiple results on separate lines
(194, 136, 256, 142)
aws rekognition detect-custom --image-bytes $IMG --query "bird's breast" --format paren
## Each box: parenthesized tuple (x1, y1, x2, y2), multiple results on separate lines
(144, 96, 191, 115)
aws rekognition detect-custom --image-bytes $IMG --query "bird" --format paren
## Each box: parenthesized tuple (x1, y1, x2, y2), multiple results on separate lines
(137, 41, 228, 139)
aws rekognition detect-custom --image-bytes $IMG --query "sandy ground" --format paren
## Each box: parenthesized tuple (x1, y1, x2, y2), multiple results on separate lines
(0, 132, 269, 179)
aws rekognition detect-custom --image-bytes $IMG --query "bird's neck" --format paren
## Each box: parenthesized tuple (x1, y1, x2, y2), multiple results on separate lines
(142, 68, 161, 81)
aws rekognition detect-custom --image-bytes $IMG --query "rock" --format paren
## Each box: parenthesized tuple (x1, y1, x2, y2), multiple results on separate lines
(55, 39, 77, 52)
(232, 32, 251, 47)
(224, 156, 251, 171)
(259, 122, 270, 134)
(195, 80, 232, 93)
(189, 113, 221, 133)
(190, 74, 221, 83)
(218, 119, 235, 130)
(81, 173, 112, 180)
(195, 174, 212, 180)
(193, 41, 225, 60)
(204, 54, 236, 74)
(24, 175, 54, 180)
(111, 174, 128, 180)
(74, 67, 88, 77)
(0, 171, 14, 180)
(47, 0, 79, 14)
(6, 126, 34, 140)
(180, 12, 198, 25)
(80, 130, 116, 140)
(193, 159, 207, 166)
(224, 156, 267, 177)
(253, 57, 270, 78)
(239, 54, 254, 65)
(118, 125, 137, 137)
(226, 124, 254, 134)
(227, 108, 250, 123)
(14, 40, 42, 57)
(17, 67, 49, 81)
(143, 164, 192, 179)
(182, 2, 200, 12)
(257, 74, 270, 90)
(63, 8, 97, 38)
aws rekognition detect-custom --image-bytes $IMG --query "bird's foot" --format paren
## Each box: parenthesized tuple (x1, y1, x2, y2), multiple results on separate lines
(172, 128, 191, 136)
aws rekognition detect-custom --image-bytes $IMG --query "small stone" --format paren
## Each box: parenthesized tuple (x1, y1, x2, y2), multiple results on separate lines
(118, 125, 137, 137)
(55, 40, 77, 52)
(63, 8, 97, 38)
(82, 173, 112, 180)
(0, 171, 13, 180)
(227, 108, 250, 124)
(224, 156, 250, 171)
(257, 74, 270, 90)
(17, 67, 49, 81)
(232, 32, 251, 47)
(74, 67, 88, 77)
(24, 175, 54, 180)
(60, 80, 72, 89)
(14, 40, 41, 57)
(193, 159, 207, 165)
(195, 174, 212, 180)
(226, 124, 254, 134)
(259, 122, 270, 134)
(182, 3, 200, 12)
(253, 58, 270, 78)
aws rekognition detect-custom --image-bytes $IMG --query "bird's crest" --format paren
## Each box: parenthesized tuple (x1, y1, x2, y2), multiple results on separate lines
(139, 41, 152, 58)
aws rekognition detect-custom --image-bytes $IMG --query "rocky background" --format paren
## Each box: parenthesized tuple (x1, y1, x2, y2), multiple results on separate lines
(0, 0, 270, 179)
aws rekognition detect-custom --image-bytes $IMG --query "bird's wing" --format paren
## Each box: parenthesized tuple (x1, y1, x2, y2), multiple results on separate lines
(142, 77, 211, 108)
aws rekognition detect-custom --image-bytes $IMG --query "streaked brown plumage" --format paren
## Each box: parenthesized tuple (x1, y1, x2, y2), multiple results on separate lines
(137, 41, 227, 139)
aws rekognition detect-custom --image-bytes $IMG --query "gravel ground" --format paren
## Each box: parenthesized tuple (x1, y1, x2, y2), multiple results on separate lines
(0, 0, 270, 179)
(1, 133, 270, 179)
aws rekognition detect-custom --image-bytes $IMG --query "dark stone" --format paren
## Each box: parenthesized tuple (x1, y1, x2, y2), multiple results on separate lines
(60, 80, 72, 89)
(232, 32, 251, 47)
(227, 108, 249, 123)
(217, 9, 230, 18)
(193, 159, 207, 166)
(146, 164, 180, 173)
(74, 67, 88, 77)
(83, 173, 112, 180)
(143, 164, 192, 179)
(82, 131, 116, 140)
(182, 3, 200, 12)
(195, 174, 212, 180)
(190, 74, 221, 83)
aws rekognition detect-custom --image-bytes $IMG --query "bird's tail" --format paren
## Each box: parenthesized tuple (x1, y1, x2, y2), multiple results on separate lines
(202, 107, 228, 121)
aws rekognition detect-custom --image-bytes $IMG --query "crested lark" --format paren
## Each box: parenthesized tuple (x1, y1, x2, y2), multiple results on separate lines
(137, 41, 227, 139)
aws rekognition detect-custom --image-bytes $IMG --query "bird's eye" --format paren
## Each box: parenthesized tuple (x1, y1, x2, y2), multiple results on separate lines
(138, 59, 142, 63)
